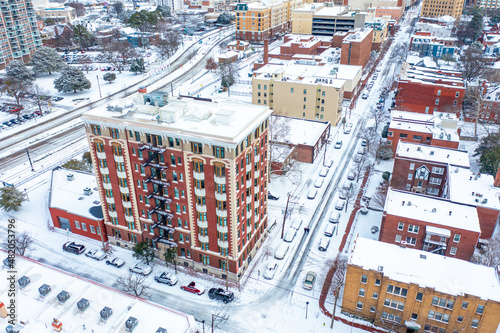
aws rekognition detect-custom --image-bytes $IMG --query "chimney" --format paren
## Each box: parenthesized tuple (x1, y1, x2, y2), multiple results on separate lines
(264, 39, 269, 65)
(494, 165, 500, 187)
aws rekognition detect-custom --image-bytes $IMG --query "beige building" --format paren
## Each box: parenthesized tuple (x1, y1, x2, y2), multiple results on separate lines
(348, 0, 402, 10)
(37, 5, 76, 23)
(421, 0, 464, 19)
(252, 62, 349, 125)
(291, 3, 326, 34)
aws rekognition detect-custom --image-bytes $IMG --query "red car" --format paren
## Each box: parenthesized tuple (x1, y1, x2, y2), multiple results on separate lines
(181, 281, 205, 295)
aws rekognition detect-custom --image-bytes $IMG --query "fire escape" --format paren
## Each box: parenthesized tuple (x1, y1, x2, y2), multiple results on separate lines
(140, 141, 177, 247)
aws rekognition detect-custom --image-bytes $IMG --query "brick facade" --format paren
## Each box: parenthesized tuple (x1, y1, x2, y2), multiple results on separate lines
(49, 207, 107, 243)
(340, 28, 373, 68)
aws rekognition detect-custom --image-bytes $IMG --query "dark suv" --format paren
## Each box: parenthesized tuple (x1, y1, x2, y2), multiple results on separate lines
(62, 241, 85, 254)
(208, 288, 234, 303)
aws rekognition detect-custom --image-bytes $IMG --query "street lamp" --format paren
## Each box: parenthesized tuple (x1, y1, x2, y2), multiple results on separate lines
(305, 301, 309, 319)
(202, 320, 205, 333)
(96, 75, 102, 98)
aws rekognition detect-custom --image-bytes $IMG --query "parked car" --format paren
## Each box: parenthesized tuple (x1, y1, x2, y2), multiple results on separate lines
(357, 147, 366, 155)
(106, 257, 125, 268)
(181, 281, 205, 295)
(314, 177, 324, 188)
(353, 154, 363, 163)
(335, 200, 345, 211)
(318, 238, 330, 251)
(324, 224, 336, 237)
(362, 93, 368, 99)
(334, 141, 343, 149)
(344, 123, 353, 134)
(274, 243, 289, 260)
(264, 261, 278, 280)
(324, 159, 334, 168)
(284, 228, 297, 243)
(85, 248, 107, 261)
(3, 257, 12, 268)
(307, 189, 318, 199)
(62, 241, 85, 254)
(303, 271, 317, 290)
(329, 211, 341, 224)
(361, 139, 368, 147)
(208, 288, 234, 303)
(268, 191, 280, 200)
(154, 272, 178, 286)
(347, 170, 356, 181)
(319, 167, 329, 177)
(291, 217, 303, 230)
(129, 263, 152, 276)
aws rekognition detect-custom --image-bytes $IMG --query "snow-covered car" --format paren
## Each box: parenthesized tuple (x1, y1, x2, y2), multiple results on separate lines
(361, 93, 368, 99)
(291, 217, 303, 230)
(208, 288, 234, 303)
(318, 238, 330, 252)
(307, 189, 318, 199)
(62, 242, 85, 255)
(303, 271, 317, 290)
(353, 154, 363, 163)
(274, 243, 289, 260)
(129, 263, 152, 276)
(361, 139, 368, 147)
(334, 141, 343, 149)
(85, 249, 107, 261)
(329, 211, 341, 224)
(154, 272, 178, 286)
(284, 228, 297, 243)
(105, 257, 125, 268)
(264, 261, 278, 280)
(357, 147, 366, 155)
(314, 177, 324, 188)
(347, 170, 356, 181)
(268, 191, 280, 200)
(181, 281, 205, 295)
(344, 123, 353, 134)
(319, 167, 329, 177)
(324, 159, 334, 168)
(335, 200, 345, 211)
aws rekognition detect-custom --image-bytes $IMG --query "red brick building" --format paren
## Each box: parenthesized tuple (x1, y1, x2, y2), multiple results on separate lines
(380, 188, 481, 261)
(395, 63, 465, 115)
(269, 35, 332, 60)
(340, 27, 374, 68)
(392, 141, 469, 196)
(464, 81, 500, 123)
(82, 95, 272, 282)
(49, 167, 108, 243)
(387, 111, 460, 154)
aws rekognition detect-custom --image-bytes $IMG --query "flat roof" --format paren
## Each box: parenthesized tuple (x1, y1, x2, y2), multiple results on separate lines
(49, 168, 102, 221)
(400, 63, 464, 87)
(342, 28, 373, 43)
(350, 237, 500, 301)
(396, 141, 470, 168)
(384, 188, 481, 233)
(270, 115, 329, 146)
(0, 256, 196, 333)
(314, 5, 348, 16)
(389, 111, 459, 142)
(448, 167, 500, 211)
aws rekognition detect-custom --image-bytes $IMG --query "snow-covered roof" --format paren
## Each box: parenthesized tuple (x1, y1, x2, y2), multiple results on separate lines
(400, 64, 464, 87)
(270, 115, 329, 146)
(389, 111, 459, 142)
(342, 28, 373, 43)
(314, 6, 349, 17)
(396, 141, 470, 168)
(384, 188, 481, 233)
(448, 167, 500, 211)
(83, 97, 272, 149)
(350, 237, 500, 301)
(0, 256, 197, 333)
(219, 50, 239, 59)
(483, 84, 500, 102)
(49, 168, 102, 221)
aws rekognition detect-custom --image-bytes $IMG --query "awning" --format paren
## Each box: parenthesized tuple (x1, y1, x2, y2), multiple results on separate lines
(426, 226, 451, 238)
(405, 321, 421, 330)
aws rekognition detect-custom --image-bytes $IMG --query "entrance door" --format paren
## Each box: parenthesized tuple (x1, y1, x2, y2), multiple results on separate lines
(58, 217, 71, 231)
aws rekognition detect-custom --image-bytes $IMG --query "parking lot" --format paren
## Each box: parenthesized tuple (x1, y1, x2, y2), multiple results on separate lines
(0, 98, 63, 131)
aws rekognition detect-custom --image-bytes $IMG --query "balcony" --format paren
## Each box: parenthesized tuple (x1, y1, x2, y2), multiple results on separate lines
(100, 167, 109, 174)
(119, 186, 129, 194)
(116, 170, 127, 179)
(196, 204, 207, 213)
(254, 170, 259, 178)
(217, 239, 229, 248)
(155, 233, 177, 247)
(139, 143, 166, 154)
(144, 177, 170, 187)
(148, 195, 172, 204)
(197, 220, 208, 228)
(215, 192, 226, 201)
(193, 171, 204, 180)
(254, 214, 259, 222)
(149, 207, 174, 219)
(246, 164, 252, 172)
(198, 234, 209, 243)
(254, 186, 260, 194)
(114, 155, 124, 163)
(96, 151, 106, 159)
(246, 180, 252, 187)
(108, 210, 117, 217)
(246, 195, 252, 203)
(105, 196, 114, 204)
(194, 188, 206, 197)
(154, 224, 175, 234)
(255, 154, 260, 163)
(214, 175, 226, 184)
(217, 224, 228, 233)
(122, 201, 132, 208)
(216, 208, 227, 218)
(124, 214, 134, 222)
(102, 182, 112, 190)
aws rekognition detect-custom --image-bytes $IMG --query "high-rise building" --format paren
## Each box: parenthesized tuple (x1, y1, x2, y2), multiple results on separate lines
(82, 94, 272, 282)
(421, 0, 464, 19)
(0, 0, 42, 69)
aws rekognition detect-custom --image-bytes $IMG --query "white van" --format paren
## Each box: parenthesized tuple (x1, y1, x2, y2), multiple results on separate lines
(324, 224, 336, 237)
(329, 212, 341, 224)
(284, 228, 297, 243)
(274, 243, 289, 260)
(291, 217, 303, 230)
(318, 238, 330, 251)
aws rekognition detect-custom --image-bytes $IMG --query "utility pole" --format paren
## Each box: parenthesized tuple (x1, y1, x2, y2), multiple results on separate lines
(281, 192, 291, 239)
(331, 284, 342, 328)
(26, 149, 34, 171)
(225, 256, 229, 291)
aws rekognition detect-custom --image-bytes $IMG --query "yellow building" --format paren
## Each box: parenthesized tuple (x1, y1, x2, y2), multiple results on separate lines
(365, 18, 388, 51)
(421, 0, 464, 19)
(235, 0, 303, 42)
(342, 238, 500, 333)
(291, 3, 324, 34)
(252, 63, 349, 125)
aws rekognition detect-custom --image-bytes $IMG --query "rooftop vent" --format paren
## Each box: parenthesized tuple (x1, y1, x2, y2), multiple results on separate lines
(377, 265, 384, 272)
(417, 147, 422, 151)
(18, 276, 30, 288)
(432, 208, 437, 212)
(77, 298, 90, 313)
(407, 201, 412, 206)
(430, 151, 435, 155)
(38, 284, 51, 297)
(57, 290, 70, 304)
(125, 317, 138, 332)
(93, 200, 100, 205)
(449, 211, 452, 215)
(100, 307, 113, 321)
(83, 187, 92, 196)
(420, 254, 427, 259)
(156, 328, 167, 333)
(66, 174, 74, 181)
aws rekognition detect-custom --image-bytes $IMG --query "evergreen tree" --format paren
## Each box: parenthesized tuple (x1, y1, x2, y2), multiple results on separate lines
(5, 60, 34, 105)
(132, 241, 155, 265)
(129, 58, 145, 74)
(112, 1, 124, 15)
(103, 72, 116, 83)
(54, 67, 91, 93)
(73, 24, 93, 49)
(163, 247, 178, 273)
(31, 46, 65, 75)
(0, 186, 25, 212)
(474, 134, 500, 175)
(62, 159, 92, 172)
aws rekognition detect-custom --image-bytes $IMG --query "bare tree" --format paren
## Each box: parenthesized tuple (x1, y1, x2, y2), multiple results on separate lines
(117, 273, 152, 298)
(340, 183, 358, 213)
(353, 153, 369, 183)
(262, 242, 273, 260)
(327, 254, 348, 328)
(361, 126, 379, 158)
(370, 180, 389, 210)
(269, 115, 296, 176)
(105, 41, 138, 73)
(457, 43, 488, 85)
(29, 84, 50, 114)
(205, 57, 218, 71)
(79, 55, 93, 74)
(464, 85, 491, 137)
(369, 107, 386, 133)
(2, 231, 35, 256)
(471, 236, 500, 267)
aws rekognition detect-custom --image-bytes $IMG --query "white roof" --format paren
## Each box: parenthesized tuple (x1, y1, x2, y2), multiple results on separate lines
(219, 50, 239, 59)
(350, 237, 500, 301)
(396, 141, 470, 168)
(389, 111, 459, 142)
(426, 225, 451, 237)
(400, 64, 464, 87)
(342, 28, 373, 43)
(49, 168, 102, 221)
(270, 115, 329, 146)
(448, 167, 500, 211)
(0, 256, 197, 333)
(314, 5, 348, 16)
(384, 188, 481, 233)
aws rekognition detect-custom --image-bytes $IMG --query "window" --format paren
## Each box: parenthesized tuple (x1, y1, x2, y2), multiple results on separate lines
(429, 177, 442, 185)
(405, 237, 417, 245)
(290, 88, 294, 93)
(408, 225, 419, 234)
(413, 135, 422, 140)
(81, 223, 87, 231)
(375, 279, 381, 286)
(303, 89, 307, 94)
(356, 302, 363, 309)
(455, 91, 460, 98)
(112, 145, 122, 156)
(435, 98, 440, 105)
(91, 125, 101, 135)
(395, 235, 402, 242)
(432, 296, 454, 309)
(471, 319, 479, 328)
(411, 313, 418, 320)
(213, 146, 225, 158)
(409, 163, 415, 170)
(384, 298, 405, 310)
(372, 292, 378, 299)
(90, 225, 95, 234)
(370, 306, 376, 312)
(457, 316, 463, 323)
(428, 310, 450, 323)
(361, 275, 367, 283)
(453, 234, 461, 243)
(397, 222, 404, 230)
(462, 301, 468, 309)
(432, 167, 444, 175)
(110, 128, 119, 139)
(381, 312, 401, 323)
(476, 305, 484, 314)
(399, 133, 408, 138)
(416, 292, 423, 301)
(437, 89, 441, 96)
(192, 142, 203, 154)
(427, 187, 439, 195)
(74, 221, 80, 229)
(359, 288, 365, 297)
(450, 247, 457, 255)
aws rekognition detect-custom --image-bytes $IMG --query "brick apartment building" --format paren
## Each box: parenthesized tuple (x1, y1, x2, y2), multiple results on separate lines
(340, 27, 373, 68)
(421, 0, 464, 19)
(387, 111, 460, 154)
(270, 34, 333, 60)
(464, 80, 500, 123)
(342, 237, 500, 333)
(392, 141, 470, 197)
(82, 94, 272, 282)
(49, 167, 108, 244)
(395, 63, 465, 115)
(380, 188, 480, 260)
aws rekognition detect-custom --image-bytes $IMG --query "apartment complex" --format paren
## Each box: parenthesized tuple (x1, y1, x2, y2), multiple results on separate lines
(0, 0, 42, 69)
(365, 18, 388, 51)
(235, 0, 303, 42)
(395, 63, 465, 115)
(380, 188, 480, 260)
(82, 94, 272, 282)
(252, 62, 347, 125)
(421, 0, 464, 19)
(464, 80, 500, 123)
(340, 27, 373, 67)
(343, 237, 500, 333)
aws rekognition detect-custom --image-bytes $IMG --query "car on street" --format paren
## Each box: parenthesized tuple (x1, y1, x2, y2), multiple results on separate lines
(291, 217, 303, 230)
(324, 159, 334, 168)
(106, 257, 125, 268)
(3, 257, 12, 268)
(361, 139, 368, 147)
(314, 177, 324, 188)
(334, 141, 343, 149)
(319, 167, 329, 177)
(347, 170, 356, 181)
(362, 93, 368, 99)
(62, 241, 85, 254)
(329, 211, 341, 224)
(303, 271, 317, 290)
(353, 154, 363, 163)
(284, 228, 297, 243)
(274, 243, 289, 260)
(181, 281, 205, 295)
(357, 147, 366, 155)
(264, 261, 278, 280)
(335, 200, 345, 211)
(324, 224, 336, 237)
(85, 248, 107, 261)
(318, 238, 330, 251)
(344, 122, 353, 134)
(268, 191, 280, 200)
(208, 288, 234, 303)
(154, 272, 178, 286)
(307, 189, 318, 199)
(129, 263, 152, 276)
